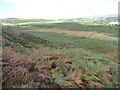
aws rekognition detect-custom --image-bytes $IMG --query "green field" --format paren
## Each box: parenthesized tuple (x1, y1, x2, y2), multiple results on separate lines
(2, 21, 119, 88)
(21, 22, 118, 37)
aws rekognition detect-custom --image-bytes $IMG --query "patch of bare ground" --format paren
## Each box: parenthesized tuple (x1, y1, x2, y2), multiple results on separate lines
(24, 28, 118, 42)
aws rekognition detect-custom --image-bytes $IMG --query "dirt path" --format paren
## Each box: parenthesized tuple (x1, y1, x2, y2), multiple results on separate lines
(24, 28, 118, 42)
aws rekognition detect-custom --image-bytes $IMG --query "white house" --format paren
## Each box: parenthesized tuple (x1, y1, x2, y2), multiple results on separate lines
(109, 22, 118, 25)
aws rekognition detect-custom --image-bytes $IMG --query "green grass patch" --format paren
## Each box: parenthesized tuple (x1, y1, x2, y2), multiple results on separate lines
(27, 32, 118, 54)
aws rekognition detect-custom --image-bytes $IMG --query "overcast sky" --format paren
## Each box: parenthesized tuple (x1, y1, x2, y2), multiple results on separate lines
(0, 0, 119, 19)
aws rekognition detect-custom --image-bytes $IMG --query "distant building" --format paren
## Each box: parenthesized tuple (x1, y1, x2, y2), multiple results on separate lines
(109, 22, 118, 25)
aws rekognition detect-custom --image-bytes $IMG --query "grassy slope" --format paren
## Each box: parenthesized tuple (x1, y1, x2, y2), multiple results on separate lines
(2, 23, 119, 88)
(27, 32, 118, 54)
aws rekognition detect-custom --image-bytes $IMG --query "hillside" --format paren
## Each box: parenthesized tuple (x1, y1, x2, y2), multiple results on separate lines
(1, 18, 119, 88)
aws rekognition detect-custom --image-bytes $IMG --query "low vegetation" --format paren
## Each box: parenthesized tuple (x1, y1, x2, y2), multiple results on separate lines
(2, 20, 119, 89)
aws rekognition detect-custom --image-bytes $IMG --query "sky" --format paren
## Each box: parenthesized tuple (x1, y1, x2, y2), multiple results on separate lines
(0, 0, 119, 19)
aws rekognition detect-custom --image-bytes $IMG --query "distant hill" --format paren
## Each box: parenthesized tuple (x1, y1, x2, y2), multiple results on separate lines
(0, 18, 55, 24)
(0, 14, 118, 25)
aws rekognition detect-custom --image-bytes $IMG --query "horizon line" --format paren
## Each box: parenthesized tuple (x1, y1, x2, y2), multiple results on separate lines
(0, 14, 118, 20)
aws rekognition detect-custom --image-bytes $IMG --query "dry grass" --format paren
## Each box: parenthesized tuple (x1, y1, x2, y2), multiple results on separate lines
(24, 28, 118, 42)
